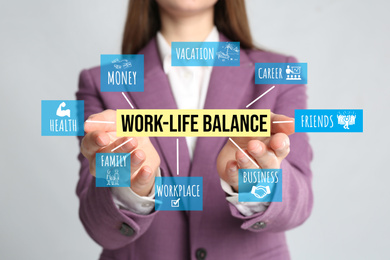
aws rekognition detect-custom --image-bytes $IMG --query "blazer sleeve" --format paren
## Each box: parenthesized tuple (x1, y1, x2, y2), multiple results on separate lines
(75, 69, 159, 249)
(228, 56, 314, 233)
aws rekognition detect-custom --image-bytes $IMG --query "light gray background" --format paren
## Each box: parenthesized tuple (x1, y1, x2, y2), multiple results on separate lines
(0, 0, 389, 259)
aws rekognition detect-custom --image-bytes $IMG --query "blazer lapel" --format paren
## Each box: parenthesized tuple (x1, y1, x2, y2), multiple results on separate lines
(124, 38, 191, 178)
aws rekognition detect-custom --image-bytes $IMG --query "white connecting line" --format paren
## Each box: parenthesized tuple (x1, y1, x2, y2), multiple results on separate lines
(273, 120, 294, 124)
(85, 120, 115, 124)
(176, 138, 179, 175)
(122, 92, 134, 109)
(245, 85, 295, 125)
(111, 138, 133, 152)
(228, 138, 260, 168)
(246, 86, 275, 108)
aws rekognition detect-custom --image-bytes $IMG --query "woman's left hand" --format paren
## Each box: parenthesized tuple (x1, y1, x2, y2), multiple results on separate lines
(216, 112, 295, 192)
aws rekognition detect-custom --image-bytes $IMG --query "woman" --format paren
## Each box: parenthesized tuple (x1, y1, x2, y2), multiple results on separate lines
(77, 0, 313, 259)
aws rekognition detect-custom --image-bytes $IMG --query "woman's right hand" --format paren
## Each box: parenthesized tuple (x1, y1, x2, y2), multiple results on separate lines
(81, 109, 160, 196)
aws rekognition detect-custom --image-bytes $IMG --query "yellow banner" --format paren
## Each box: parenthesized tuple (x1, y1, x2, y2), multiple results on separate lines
(116, 109, 270, 137)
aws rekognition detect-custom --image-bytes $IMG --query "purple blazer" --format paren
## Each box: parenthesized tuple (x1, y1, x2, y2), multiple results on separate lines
(76, 34, 313, 260)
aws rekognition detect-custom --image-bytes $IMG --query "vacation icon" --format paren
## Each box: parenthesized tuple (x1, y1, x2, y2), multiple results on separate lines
(337, 112, 356, 129)
(56, 102, 70, 117)
(112, 59, 132, 69)
(286, 65, 302, 80)
(251, 185, 271, 199)
(216, 43, 239, 61)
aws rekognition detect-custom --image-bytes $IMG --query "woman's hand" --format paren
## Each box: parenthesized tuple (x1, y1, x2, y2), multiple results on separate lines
(81, 109, 160, 196)
(216, 112, 294, 192)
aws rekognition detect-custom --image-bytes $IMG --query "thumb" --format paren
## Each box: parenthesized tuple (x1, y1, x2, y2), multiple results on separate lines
(130, 166, 156, 197)
(220, 160, 239, 192)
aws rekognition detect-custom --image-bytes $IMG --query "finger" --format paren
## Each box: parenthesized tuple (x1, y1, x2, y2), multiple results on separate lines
(84, 109, 117, 133)
(131, 166, 155, 196)
(99, 137, 137, 154)
(269, 133, 290, 159)
(247, 140, 279, 169)
(130, 149, 146, 175)
(81, 130, 110, 160)
(222, 160, 239, 191)
(270, 112, 295, 135)
(236, 149, 258, 169)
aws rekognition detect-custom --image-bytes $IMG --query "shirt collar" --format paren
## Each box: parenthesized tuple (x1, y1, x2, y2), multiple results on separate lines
(156, 26, 219, 74)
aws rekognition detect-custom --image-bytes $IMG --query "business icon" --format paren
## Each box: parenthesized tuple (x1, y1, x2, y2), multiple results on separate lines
(251, 185, 271, 199)
(255, 63, 307, 84)
(155, 177, 203, 211)
(295, 109, 363, 132)
(171, 42, 240, 66)
(95, 153, 131, 187)
(238, 169, 282, 202)
(100, 54, 144, 92)
(41, 100, 84, 136)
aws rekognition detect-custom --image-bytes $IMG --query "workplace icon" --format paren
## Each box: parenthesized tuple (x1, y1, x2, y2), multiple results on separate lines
(171, 198, 180, 208)
(155, 177, 203, 211)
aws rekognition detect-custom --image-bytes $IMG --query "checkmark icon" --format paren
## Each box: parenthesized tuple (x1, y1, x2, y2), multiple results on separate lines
(171, 198, 180, 207)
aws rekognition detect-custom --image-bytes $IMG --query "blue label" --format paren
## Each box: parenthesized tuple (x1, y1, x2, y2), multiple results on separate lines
(238, 169, 282, 202)
(171, 42, 240, 66)
(41, 100, 84, 136)
(155, 177, 203, 211)
(295, 109, 363, 132)
(95, 153, 131, 187)
(100, 54, 144, 92)
(255, 63, 307, 84)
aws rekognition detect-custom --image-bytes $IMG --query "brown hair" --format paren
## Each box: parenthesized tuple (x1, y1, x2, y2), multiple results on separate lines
(122, 0, 254, 54)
